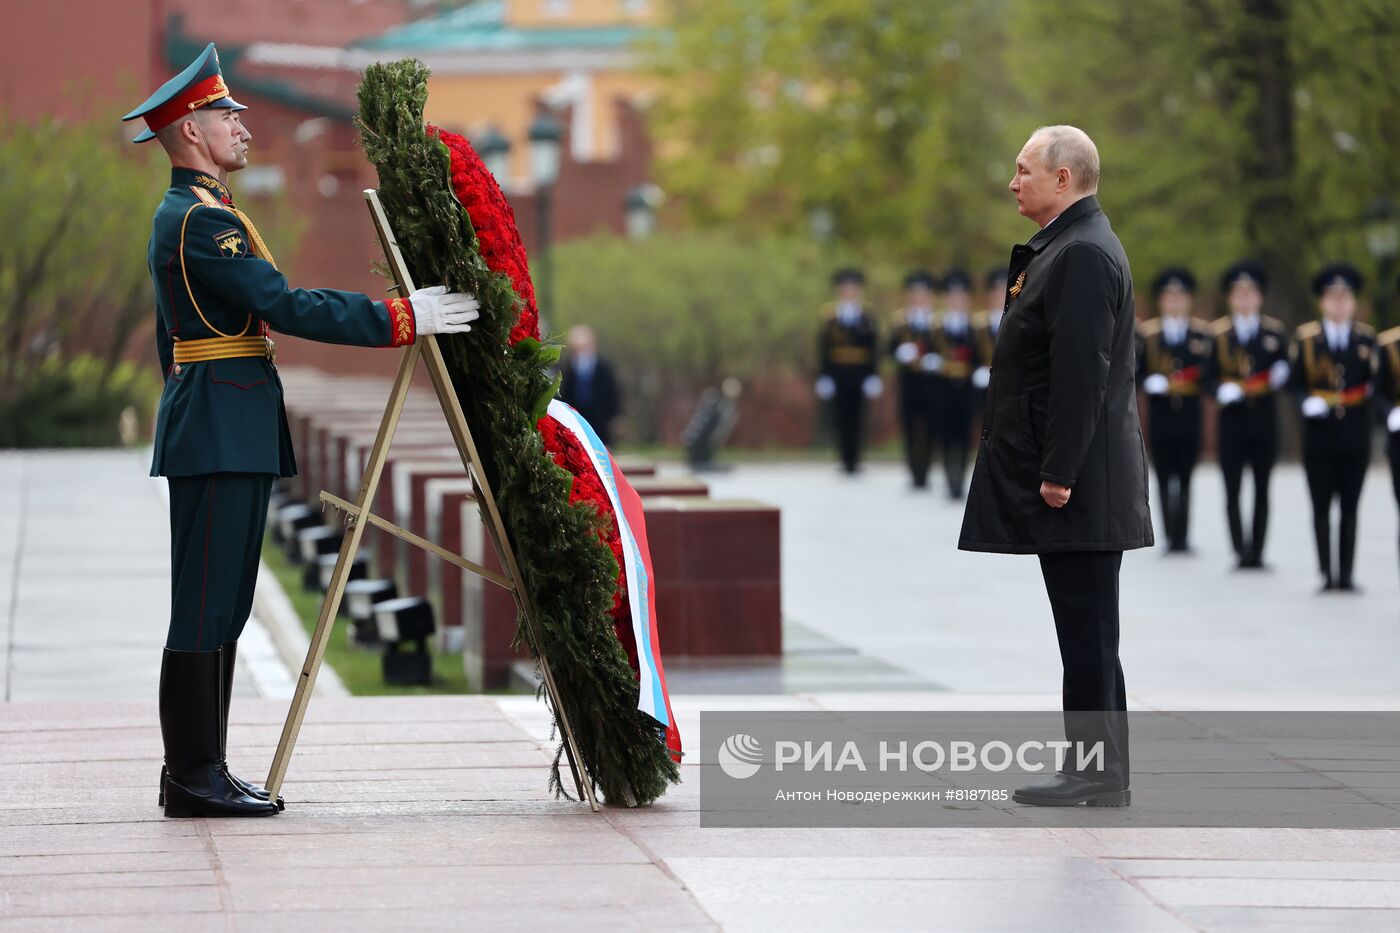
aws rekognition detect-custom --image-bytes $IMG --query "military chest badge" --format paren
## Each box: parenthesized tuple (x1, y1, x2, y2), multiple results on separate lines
(1359, 343, 1371, 361)
(1009, 271, 1026, 297)
(213, 228, 246, 258)
(1263, 334, 1279, 352)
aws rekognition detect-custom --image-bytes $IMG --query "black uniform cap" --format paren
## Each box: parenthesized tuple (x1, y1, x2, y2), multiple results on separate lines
(903, 270, 936, 290)
(1153, 267, 1196, 296)
(985, 268, 1008, 290)
(1220, 260, 1268, 293)
(831, 268, 866, 286)
(942, 269, 973, 292)
(1311, 262, 1363, 296)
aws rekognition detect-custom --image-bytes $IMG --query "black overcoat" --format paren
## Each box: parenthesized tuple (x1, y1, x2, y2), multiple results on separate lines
(959, 196, 1153, 553)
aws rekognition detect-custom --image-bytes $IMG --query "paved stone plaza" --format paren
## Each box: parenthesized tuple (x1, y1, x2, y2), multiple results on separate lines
(2, 450, 1399, 931)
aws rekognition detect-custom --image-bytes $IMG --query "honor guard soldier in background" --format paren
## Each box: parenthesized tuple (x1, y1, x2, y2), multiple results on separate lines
(1136, 268, 1210, 553)
(1206, 261, 1290, 569)
(888, 271, 940, 489)
(971, 268, 1008, 398)
(815, 268, 882, 473)
(1376, 314, 1400, 593)
(927, 270, 980, 499)
(123, 44, 479, 818)
(1290, 264, 1377, 593)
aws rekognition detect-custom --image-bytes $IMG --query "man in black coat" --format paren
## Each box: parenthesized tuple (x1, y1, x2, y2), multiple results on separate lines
(559, 325, 622, 446)
(1289, 264, 1377, 593)
(1136, 268, 1211, 552)
(960, 125, 1152, 808)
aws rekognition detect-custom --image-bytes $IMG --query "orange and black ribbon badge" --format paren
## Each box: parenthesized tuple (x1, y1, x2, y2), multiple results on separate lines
(1009, 271, 1026, 297)
(387, 297, 416, 348)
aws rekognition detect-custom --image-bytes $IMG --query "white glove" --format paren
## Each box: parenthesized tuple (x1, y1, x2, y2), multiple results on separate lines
(1388, 406, 1400, 433)
(410, 285, 480, 336)
(971, 366, 991, 390)
(1300, 395, 1329, 419)
(1142, 373, 1170, 396)
(894, 342, 919, 365)
(862, 374, 884, 399)
(815, 375, 836, 400)
(920, 353, 944, 373)
(1216, 382, 1244, 406)
(1268, 359, 1291, 390)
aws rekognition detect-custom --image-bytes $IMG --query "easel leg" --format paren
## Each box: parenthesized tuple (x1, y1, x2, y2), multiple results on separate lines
(264, 342, 420, 799)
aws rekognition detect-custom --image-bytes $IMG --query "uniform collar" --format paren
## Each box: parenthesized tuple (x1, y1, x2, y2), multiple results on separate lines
(172, 166, 233, 203)
(1026, 195, 1101, 252)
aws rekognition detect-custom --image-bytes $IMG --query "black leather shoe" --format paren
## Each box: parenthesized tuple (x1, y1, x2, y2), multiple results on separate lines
(159, 648, 279, 818)
(1013, 772, 1130, 807)
(220, 642, 285, 810)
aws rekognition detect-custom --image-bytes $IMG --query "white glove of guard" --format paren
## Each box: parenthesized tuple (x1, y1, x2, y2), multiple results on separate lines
(1388, 406, 1400, 433)
(1216, 382, 1244, 406)
(920, 352, 944, 373)
(1142, 373, 1170, 396)
(862, 374, 884, 399)
(894, 342, 920, 365)
(971, 366, 991, 390)
(410, 285, 480, 336)
(1300, 395, 1329, 419)
(815, 375, 836, 400)
(1268, 359, 1291, 389)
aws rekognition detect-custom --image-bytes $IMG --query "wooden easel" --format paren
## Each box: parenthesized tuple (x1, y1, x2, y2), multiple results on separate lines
(264, 189, 600, 812)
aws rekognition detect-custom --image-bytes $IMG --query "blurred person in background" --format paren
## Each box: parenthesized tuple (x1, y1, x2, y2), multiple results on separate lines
(928, 270, 979, 500)
(1376, 305, 1400, 597)
(559, 324, 622, 446)
(1289, 264, 1376, 593)
(1206, 262, 1290, 570)
(1135, 268, 1210, 553)
(972, 268, 1008, 395)
(816, 268, 881, 474)
(888, 270, 940, 489)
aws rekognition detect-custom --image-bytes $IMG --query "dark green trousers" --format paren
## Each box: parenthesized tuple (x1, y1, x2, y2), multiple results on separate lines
(167, 473, 274, 652)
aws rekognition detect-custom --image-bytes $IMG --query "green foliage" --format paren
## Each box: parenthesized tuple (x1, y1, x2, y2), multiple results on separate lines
(357, 60, 679, 805)
(654, 0, 1400, 321)
(0, 354, 160, 448)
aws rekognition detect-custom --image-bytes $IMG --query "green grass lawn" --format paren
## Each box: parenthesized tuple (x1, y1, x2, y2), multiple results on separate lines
(261, 537, 473, 696)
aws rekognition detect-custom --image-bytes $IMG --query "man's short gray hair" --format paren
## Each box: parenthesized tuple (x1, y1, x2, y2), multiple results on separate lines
(1031, 125, 1100, 193)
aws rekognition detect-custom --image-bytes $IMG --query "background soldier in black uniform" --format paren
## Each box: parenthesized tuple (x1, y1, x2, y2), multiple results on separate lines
(1290, 264, 1377, 593)
(1206, 261, 1291, 569)
(816, 268, 882, 473)
(927, 270, 979, 500)
(888, 271, 940, 489)
(1376, 318, 1400, 593)
(1136, 268, 1210, 553)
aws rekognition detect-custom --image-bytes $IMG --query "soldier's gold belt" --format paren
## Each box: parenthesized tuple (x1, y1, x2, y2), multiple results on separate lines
(172, 335, 275, 363)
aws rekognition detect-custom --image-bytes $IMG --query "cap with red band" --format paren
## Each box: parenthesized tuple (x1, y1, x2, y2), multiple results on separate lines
(120, 42, 246, 144)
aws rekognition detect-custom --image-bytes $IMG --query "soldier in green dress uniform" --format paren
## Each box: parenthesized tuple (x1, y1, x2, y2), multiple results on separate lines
(123, 44, 479, 817)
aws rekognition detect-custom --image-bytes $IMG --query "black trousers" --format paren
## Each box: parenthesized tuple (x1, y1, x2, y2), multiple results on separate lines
(1303, 446, 1368, 586)
(1148, 401, 1201, 551)
(898, 377, 937, 487)
(1389, 433, 1400, 583)
(167, 473, 275, 652)
(1038, 550, 1129, 787)
(1218, 403, 1277, 562)
(936, 382, 973, 498)
(831, 383, 866, 474)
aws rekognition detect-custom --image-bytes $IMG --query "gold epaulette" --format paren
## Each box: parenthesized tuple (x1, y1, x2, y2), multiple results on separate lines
(190, 186, 233, 211)
(971, 310, 990, 329)
(1261, 315, 1287, 334)
(1354, 321, 1377, 338)
(1208, 317, 1233, 336)
(1378, 326, 1400, 347)
(1138, 317, 1163, 336)
(1295, 320, 1322, 339)
(1190, 317, 1212, 334)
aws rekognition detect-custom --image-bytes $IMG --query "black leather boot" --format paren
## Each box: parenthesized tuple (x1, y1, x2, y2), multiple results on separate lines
(1013, 772, 1130, 807)
(220, 642, 284, 810)
(159, 648, 279, 818)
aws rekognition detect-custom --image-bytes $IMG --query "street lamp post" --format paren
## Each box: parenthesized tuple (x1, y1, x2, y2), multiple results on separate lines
(1363, 197, 1400, 328)
(528, 112, 563, 323)
(625, 183, 664, 239)
(475, 126, 511, 186)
